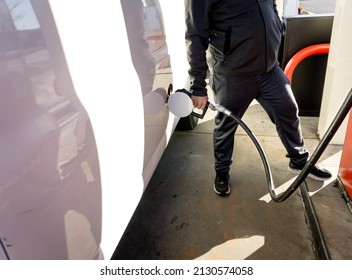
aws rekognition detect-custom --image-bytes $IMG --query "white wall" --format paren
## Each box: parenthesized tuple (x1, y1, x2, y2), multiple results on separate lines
(318, 0, 352, 144)
(282, 0, 299, 16)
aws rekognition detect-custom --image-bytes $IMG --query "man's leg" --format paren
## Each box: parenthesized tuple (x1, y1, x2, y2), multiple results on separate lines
(210, 73, 258, 194)
(256, 65, 331, 181)
(256, 65, 309, 166)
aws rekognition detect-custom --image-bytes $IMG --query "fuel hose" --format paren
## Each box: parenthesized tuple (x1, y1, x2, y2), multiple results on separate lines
(208, 88, 352, 202)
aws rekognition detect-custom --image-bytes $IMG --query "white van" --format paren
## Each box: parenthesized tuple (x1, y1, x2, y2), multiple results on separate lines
(0, 0, 193, 259)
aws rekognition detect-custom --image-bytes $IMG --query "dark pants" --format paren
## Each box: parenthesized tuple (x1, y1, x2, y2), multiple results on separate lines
(210, 64, 309, 173)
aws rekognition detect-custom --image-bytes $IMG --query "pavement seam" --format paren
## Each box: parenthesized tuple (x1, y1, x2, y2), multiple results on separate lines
(300, 181, 331, 260)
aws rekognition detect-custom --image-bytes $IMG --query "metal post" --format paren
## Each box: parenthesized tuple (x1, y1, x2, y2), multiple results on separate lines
(283, 0, 299, 16)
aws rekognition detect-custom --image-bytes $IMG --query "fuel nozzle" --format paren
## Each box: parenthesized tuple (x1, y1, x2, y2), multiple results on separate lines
(167, 88, 209, 119)
(167, 88, 233, 119)
(190, 102, 209, 119)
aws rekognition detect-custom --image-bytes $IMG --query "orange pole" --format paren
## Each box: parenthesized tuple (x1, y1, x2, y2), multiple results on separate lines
(283, 43, 330, 83)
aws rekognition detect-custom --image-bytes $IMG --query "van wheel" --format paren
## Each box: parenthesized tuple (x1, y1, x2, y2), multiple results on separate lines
(176, 115, 198, 130)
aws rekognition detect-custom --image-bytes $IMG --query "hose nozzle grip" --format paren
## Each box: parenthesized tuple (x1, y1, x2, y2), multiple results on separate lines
(191, 102, 209, 119)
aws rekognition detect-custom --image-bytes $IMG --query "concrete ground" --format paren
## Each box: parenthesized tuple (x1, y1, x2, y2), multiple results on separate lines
(112, 102, 351, 260)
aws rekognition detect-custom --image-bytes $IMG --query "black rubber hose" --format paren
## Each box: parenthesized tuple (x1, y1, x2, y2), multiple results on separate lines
(214, 88, 352, 202)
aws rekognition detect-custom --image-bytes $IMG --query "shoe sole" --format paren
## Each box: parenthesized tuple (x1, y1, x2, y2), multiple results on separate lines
(288, 167, 332, 182)
(213, 184, 231, 196)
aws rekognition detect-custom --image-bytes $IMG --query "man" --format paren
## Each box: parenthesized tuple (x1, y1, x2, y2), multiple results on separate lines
(184, 0, 332, 196)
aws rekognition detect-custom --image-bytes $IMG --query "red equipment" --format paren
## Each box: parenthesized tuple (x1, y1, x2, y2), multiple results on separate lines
(284, 43, 330, 83)
(337, 111, 352, 212)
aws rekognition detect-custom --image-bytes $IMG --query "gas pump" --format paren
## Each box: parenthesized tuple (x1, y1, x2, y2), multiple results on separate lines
(337, 111, 352, 212)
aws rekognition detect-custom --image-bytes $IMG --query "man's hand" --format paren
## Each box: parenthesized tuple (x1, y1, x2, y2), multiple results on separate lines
(191, 95, 209, 110)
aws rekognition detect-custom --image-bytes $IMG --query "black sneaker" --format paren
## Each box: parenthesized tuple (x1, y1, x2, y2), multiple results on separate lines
(289, 162, 332, 181)
(214, 172, 231, 195)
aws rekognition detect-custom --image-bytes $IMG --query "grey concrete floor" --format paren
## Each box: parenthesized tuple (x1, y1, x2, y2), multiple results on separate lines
(112, 103, 350, 260)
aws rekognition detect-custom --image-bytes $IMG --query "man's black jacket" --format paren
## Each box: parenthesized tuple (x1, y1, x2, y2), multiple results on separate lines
(185, 0, 284, 96)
